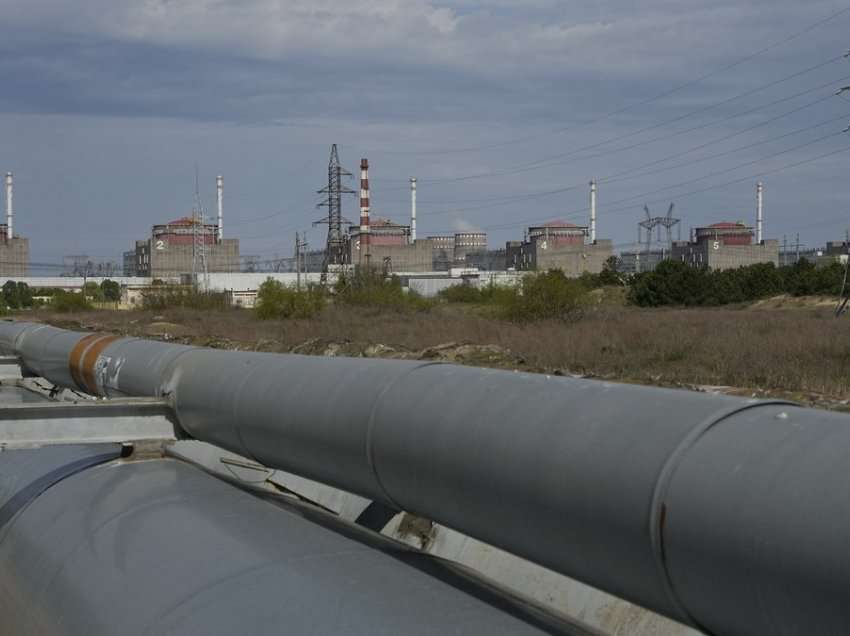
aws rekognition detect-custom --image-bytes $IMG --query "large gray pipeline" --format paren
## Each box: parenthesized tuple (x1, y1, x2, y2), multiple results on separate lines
(1, 321, 849, 636)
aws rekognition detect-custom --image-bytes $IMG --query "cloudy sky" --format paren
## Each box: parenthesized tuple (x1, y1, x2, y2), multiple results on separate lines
(0, 0, 849, 267)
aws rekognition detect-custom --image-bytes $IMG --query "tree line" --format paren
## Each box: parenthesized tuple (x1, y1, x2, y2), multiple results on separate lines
(627, 259, 845, 307)
(0, 279, 122, 312)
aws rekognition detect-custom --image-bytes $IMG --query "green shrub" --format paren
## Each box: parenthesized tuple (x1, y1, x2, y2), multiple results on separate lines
(2, 281, 32, 309)
(781, 259, 844, 297)
(256, 278, 326, 319)
(627, 258, 844, 307)
(500, 270, 589, 322)
(439, 283, 482, 303)
(100, 279, 122, 302)
(52, 290, 92, 312)
(628, 260, 708, 307)
(335, 270, 433, 312)
(579, 256, 624, 289)
(141, 287, 230, 310)
(83, 282, 104, 302)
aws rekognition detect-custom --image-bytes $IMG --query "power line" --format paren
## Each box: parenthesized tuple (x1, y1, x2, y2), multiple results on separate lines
(595, 92, 838, 184)
(401, 56, 848, 188)
(373, 5, 850, 157)
(374, 66, 848, 196)
(375, 92, 839, 210)
(227, 210, 287, 225)
(601, 114, 848, 186)
(385, 111, 847, 221)
(591, 132, 842, 212)
(424, 141, 850, 234)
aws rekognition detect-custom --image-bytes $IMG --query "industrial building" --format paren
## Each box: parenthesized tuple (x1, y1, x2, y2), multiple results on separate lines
(345, 159, 496, 273)
(422, 233, 493, 270)
(619, 249, 670, 274)
(671, 222, 779, 270)
(506, 220, 613, 276)
(348, 219, 435, 273)
(131, 218, 240, 278)
(129, 176, 239, 279)
(669, 183, 778, 270)
(503, 181, 613, 276)
(464, 248, 507, 271)
(345, 160, 467, 274)
(429, 235, 454, 270)
(453, 231, 487, 265)
(0, 173, 29, 277)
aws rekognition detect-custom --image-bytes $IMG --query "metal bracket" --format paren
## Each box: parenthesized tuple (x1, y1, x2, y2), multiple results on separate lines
(0, 398, 180, 449)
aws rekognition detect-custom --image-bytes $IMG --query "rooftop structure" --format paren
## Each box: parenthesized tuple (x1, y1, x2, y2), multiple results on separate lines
(694, 221, 754, 246)
(349, 218, 410, 247)
(507, 219, 612, 276)
(527, 220, 587, 248)
(672, 220, 777, 270)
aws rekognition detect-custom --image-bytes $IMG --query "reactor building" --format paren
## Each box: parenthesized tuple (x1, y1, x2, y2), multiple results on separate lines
(0, 173, 29, 277)
(128, 176, 239, 279)
(506, 220, 613, 276)
(348, 218, 434, 273)
(671, 221, 779, 270)
(670, 184, 778, 270)
(504, 181, 613, 276)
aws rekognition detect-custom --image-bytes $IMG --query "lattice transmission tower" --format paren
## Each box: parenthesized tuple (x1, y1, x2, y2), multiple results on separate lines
(192, 165, 209, 292)
(314, 144, 355, 274)
(639, 203, 680, 254)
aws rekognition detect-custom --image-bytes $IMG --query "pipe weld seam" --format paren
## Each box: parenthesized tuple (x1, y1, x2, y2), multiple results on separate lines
(648, 399, 796, 633)
(364, 361, 444, 512)
(0, 450, 121, 534)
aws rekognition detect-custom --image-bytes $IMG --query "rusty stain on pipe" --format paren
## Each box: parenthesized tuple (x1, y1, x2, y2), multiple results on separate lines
(68, 333, 101, 392)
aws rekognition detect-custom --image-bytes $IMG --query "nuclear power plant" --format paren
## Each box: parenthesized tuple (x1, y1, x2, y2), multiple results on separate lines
(0, 151, 832, 297)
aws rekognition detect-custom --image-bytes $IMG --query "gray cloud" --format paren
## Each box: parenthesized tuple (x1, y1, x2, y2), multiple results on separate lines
(0, 0, 846, 264)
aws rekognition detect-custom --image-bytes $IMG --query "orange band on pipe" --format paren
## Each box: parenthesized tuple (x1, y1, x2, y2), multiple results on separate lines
(68, 334, 102, 393)
(80, 335, 121, 395)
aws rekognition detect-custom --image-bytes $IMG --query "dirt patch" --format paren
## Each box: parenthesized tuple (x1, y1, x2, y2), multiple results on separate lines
(419, 342, 524, 368)
(144, 322, 193, 339)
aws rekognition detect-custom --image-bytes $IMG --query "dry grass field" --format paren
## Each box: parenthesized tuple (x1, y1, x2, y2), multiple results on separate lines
(29, 299, 850, 409)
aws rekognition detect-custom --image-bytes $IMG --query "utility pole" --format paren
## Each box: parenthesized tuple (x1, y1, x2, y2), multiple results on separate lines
(410, 177, 417, 242)
(81, 261, 92, 303)
(796, 233, 801, 263)
(295, 232, 301, 291)
(589, 180, 597, 244)
(783, 235, 788, 266)
(836, 229, 850, 317)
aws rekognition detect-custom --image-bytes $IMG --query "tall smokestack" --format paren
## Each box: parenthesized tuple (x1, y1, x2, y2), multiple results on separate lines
(5, 173, 12, 241)
(756, 181, 763, 244)
(410, 177, 417, 243)
(589, 179, 597, 244)
(216, 175, 223, 243)
(360, 159, 370, 265)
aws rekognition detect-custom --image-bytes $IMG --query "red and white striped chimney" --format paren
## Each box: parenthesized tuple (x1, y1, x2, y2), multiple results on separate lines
(360, 158, 370, 264)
